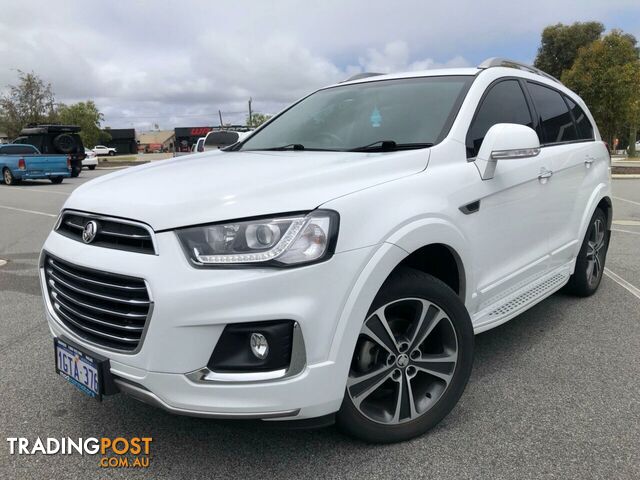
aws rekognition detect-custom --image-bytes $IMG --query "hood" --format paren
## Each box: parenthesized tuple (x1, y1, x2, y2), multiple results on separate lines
(65, 149, 429, 231)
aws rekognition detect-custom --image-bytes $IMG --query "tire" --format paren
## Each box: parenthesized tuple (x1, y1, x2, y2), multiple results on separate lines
(564, 208, 609, 297)
(50, 177, 64, 184)
(337, 267, 474, 443)
(53, 134, 76, 154)
(71, 165, 81, 178)
(108, 151, 115, 156)
(88, 165, 96, 170)
(2, 168, 17, 186)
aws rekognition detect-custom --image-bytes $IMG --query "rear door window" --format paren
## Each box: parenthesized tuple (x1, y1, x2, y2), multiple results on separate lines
(0, 145, 38, 155)
(564, 96, 594, 141)
(527, 82, 578, 144)
(466, 80, 533, 158)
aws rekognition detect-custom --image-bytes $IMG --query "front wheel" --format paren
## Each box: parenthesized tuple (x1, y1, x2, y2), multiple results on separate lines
(108, 151, 115, 156)
(565, 208, 609, 297)
(88, 165, 96, 170)
(337, 268, 474, 443)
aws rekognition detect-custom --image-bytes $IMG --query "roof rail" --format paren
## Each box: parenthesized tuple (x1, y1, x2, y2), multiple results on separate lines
(340, 72, 384, 83)
(478, 57, 561, 84)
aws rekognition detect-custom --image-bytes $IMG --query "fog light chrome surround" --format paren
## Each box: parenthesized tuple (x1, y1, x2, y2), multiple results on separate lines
(186, 322, 307, 384)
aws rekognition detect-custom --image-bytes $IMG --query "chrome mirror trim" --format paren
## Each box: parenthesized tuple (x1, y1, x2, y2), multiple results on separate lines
(490, 147, 540, 160)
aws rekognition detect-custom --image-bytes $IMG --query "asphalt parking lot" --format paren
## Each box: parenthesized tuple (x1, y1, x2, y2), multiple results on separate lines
(0, 169, 638, 479)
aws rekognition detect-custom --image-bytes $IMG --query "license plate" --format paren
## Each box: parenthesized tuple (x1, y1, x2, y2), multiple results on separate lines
(54, 338, 102, 400)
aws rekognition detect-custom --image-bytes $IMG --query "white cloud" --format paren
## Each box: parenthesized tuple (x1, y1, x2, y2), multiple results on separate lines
(0, 0, 637, 130)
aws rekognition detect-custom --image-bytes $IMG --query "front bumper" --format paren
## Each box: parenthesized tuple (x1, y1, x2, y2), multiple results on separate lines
(41, 228, 376, 419)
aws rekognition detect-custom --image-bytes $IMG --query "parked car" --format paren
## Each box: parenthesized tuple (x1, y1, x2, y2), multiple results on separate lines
(203, 130, 251, 151)
(92, 145, 117, 156)
(191, 137, 205, 153)
(40, 58, 611, 443)
(13, 124, 85, 178)
(0, 144, 70, 185)
(82, 149, 98, 170)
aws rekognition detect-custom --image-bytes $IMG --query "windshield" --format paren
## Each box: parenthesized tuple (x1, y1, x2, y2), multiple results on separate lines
(239, 75, 472, 152)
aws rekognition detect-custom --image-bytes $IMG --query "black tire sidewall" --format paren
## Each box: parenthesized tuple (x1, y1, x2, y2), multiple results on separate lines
(3, 168, 14, 185)
(53, 134, 76, 154)
(566, 208, 609, 297)
(337, 267, 474, 443)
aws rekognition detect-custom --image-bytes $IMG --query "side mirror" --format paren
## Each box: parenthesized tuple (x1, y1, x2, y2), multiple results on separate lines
(475, 123, 541, 180)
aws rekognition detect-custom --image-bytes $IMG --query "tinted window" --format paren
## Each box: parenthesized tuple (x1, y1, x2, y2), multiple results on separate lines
(0, 145, 37, 155)
(466, 80, 533, 157)
(205, 131, 240, 148)
(240, 76, 473, 152)
(527, 82, 577, 144)
(564, 96, 594, 141)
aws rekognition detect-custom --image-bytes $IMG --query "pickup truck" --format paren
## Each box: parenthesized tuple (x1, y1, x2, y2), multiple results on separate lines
(0, 144, 71, 185)
(92, 145, 117, 156)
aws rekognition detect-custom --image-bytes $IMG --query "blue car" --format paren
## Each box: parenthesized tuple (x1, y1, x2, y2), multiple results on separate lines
(0, 144, 71, 185)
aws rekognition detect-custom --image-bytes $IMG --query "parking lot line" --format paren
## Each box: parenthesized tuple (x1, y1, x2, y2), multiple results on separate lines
(612, 228, 640, 236)
(0, 204, 57, 218)
(10, 187, 70, 196)
(604, 268, 640, 301)
(613, 195, 640, 207)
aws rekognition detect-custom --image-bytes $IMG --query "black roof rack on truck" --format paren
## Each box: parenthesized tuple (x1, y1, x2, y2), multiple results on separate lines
(19, 124, 81, 135)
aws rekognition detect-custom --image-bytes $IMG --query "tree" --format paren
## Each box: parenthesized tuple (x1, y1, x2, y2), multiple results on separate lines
(562, 30, 640, 147)
(534, 22, 604, 78)
(247, 113, 272, 128)
(0, 70, 58, 138)
(57, 101, 111, 148)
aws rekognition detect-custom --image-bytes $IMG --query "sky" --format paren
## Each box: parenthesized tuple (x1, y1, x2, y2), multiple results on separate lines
(1, 0, 639, 131)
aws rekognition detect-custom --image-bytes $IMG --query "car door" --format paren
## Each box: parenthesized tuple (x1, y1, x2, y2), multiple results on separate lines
(524, 81, 602, 269)
(465, 78, 553, 309)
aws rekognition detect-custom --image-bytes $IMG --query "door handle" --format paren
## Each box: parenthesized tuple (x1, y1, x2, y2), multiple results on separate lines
(538, 168, 553, 180)
(584, 155, 595, 167)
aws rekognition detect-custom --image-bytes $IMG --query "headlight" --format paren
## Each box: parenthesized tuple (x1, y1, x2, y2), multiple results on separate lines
(176, 210, 339, 266)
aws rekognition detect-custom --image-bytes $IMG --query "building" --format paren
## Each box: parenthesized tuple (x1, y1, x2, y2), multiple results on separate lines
(137, 130, 175, 153)
(174, 127, 213, 152)
(102, 128, 137, 154)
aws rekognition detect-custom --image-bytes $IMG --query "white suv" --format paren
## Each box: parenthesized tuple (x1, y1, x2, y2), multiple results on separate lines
(40, 58, 611, 443)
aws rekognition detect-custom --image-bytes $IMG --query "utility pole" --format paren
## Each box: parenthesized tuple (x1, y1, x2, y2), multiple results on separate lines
(248, 97, 252, 127)
(218, 110, 223, 127)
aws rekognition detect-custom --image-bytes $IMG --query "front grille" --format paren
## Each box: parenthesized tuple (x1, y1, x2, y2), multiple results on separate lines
(44, 255, 152, 352)
(56, 211, 155, 254)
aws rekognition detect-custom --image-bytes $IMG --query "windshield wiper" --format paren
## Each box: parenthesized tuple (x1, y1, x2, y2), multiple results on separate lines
(348, 141, 434, 152)
(261, 143, 305, 151)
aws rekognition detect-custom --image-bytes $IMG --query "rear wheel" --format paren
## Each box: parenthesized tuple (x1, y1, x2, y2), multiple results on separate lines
(50, 177, 64, 184)
(565, 208, 609, 297)
(2, 168, 17, 185)
(88, 165, 96, 170)
(337, 267, 474, 443)
(70, 165, 81, 178)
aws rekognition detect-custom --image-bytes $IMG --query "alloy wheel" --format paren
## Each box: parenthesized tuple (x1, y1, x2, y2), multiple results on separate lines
(586, 218, 605, 286)
(347, 298, 458, 425)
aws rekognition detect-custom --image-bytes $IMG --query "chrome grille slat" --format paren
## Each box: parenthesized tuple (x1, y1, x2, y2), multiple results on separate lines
(56, 211, 156, 255)
(49, 286, 146, 319)
(47, 258, 147, 291)
(100, 230, 151, 240)
(46, 269, 150, 305)
(53, 296, 144, 332)
(54, 306, 140, 344)
(44, 254, 151, 352)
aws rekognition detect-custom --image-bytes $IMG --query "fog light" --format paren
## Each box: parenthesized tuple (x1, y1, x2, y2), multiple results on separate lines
(250, 333, 269, 359)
